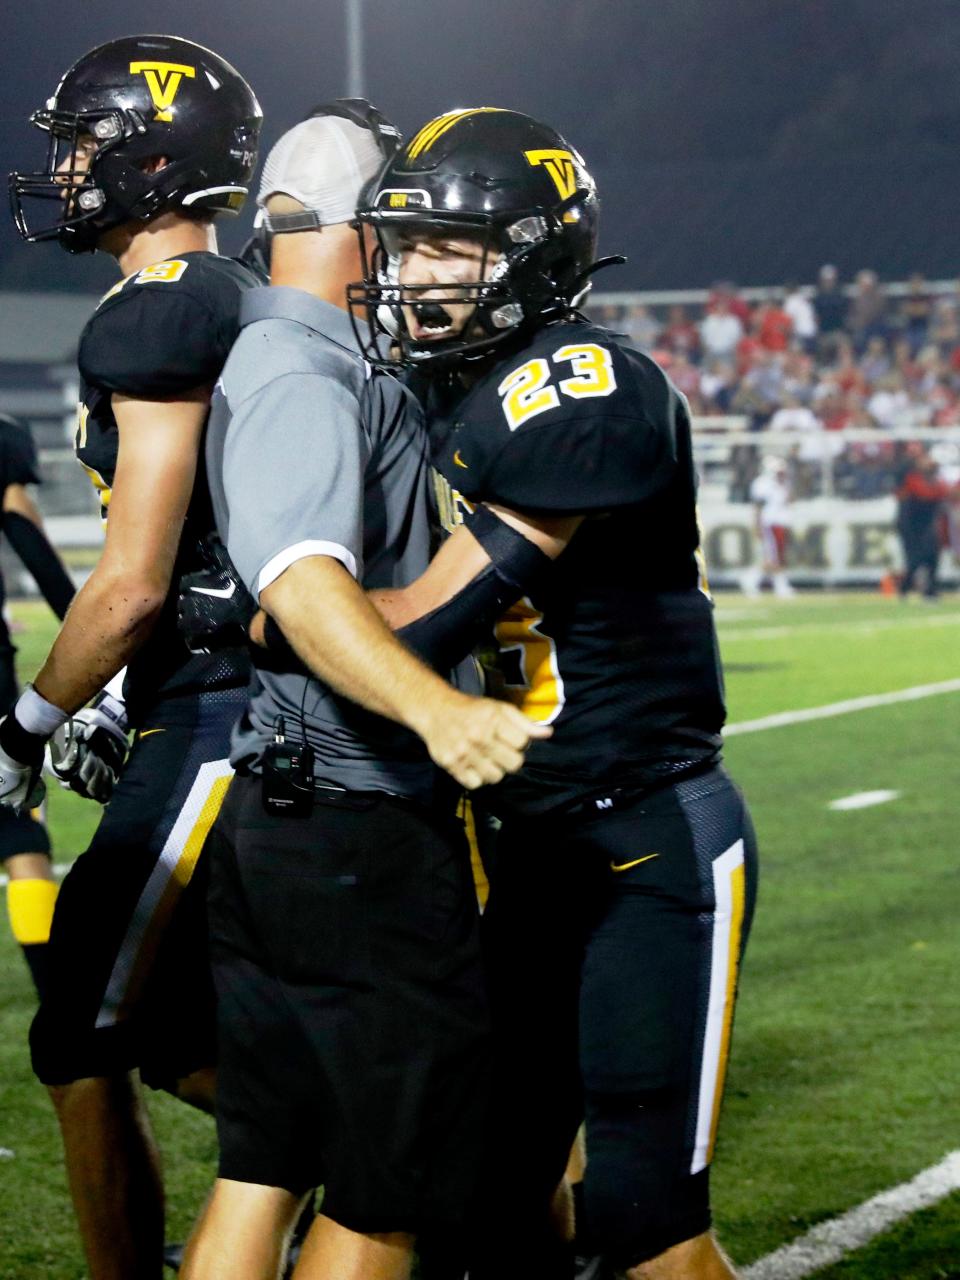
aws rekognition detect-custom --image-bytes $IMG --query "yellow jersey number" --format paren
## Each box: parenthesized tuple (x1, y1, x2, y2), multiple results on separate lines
(497, 342, 616, 431)
(493, 597, 565, 725)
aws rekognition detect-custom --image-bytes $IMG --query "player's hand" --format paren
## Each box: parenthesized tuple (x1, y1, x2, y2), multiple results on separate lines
(178, 536, 256, 653)
(47, 695, 128, 804)
(0, 713, 47, 812)
(423, 695, 552, 791)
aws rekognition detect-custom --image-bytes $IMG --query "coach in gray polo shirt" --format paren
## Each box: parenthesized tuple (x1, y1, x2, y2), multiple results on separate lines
(182, 110, 547, 1280)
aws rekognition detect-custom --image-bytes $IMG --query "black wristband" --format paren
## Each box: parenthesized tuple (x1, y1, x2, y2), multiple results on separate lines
(0, 711, 46, 765)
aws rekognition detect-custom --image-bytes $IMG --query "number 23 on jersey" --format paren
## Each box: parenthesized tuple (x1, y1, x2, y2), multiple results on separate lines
(497, 342, 617, 431)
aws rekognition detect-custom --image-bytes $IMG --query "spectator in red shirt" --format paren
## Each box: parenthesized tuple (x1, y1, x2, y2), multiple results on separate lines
(735, 314, 765, 376)
(813, 379, 853, 432)
(755, 295, 793, 352)
(831, 337, 869, 396)
(896, 449, 949, 598)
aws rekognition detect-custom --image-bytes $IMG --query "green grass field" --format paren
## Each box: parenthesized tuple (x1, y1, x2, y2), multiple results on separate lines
(0, 594, 958, 1278)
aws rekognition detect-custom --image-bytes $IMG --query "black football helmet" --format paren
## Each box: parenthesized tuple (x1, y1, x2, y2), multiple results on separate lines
(10, 34, 262, 254)
(349, 108, 612, 367)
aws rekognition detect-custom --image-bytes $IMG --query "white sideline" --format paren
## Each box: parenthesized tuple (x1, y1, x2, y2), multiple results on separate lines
(724, 679, 960, 737)
(742, 1150, 960, 1279)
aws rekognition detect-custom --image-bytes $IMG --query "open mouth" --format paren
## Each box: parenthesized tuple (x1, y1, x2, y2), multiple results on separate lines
(411, 318, 457, 341)
(408, 300, 459, 342)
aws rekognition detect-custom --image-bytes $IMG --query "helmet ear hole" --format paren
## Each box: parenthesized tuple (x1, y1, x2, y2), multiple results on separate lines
(138, 155, 170, 175)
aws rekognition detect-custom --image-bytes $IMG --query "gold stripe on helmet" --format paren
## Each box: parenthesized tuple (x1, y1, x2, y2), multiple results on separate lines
(406, 107, 506, 160)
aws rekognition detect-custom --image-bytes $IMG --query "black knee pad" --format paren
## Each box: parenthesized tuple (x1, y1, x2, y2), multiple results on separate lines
(584, 1088, 711, 1268)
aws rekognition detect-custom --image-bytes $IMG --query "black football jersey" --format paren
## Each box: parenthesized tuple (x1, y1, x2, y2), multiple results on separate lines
(427, 320, 726, 817)
(75, 252, 257, 721)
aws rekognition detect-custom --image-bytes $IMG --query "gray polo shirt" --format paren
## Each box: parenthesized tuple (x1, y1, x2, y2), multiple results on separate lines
(206, 285, 435, 797)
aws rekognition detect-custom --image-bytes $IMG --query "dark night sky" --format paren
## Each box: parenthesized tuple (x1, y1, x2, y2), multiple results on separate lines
(3, 0, 960, 292)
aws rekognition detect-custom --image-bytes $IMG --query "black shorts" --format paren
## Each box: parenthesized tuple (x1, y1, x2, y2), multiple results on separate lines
(208, 772, 490, 1234)
(476, 764, 759, 1270)
(29, 688, 245, 1088)
(0, 803, 50, 861)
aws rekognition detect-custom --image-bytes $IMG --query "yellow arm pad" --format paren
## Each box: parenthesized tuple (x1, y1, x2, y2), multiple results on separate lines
(7, 878, 58, 946)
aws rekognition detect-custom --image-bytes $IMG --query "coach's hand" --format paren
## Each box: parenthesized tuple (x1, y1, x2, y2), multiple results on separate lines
(424, 695, 552, 791)
(0, 713, 47, 812)
(48, 698, 128, 804)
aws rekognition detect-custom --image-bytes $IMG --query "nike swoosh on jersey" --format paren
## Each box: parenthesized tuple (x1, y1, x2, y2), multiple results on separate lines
(453, 449, 469, 469)
(191, 583, 237, 599)
(138, 728, 165, 739)
(610, 853, 660, 872)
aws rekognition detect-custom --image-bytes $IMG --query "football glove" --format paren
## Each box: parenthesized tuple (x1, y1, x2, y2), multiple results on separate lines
(178, 535, 257, 653)
(0, 713, 47, 812)
(47, 691, 128, 804)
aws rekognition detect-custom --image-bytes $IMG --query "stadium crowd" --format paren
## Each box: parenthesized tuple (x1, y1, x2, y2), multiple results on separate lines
(592, 268, 960, 427)
(591, 267, 960, 507)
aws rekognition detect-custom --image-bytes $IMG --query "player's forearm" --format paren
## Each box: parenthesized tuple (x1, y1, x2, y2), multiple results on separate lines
(33, 567, 166, 714)
(262, 557, 468, 735)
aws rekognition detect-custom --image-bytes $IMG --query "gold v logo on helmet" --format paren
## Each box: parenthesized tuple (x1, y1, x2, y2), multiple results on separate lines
(524, 149, 577, 201)
(129, 61, 196, 122)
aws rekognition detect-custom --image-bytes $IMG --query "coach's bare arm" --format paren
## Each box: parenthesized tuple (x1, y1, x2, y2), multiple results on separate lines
(261, 554, 550, 791)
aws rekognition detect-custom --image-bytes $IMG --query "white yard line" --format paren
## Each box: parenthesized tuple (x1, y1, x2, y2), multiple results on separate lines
(719, 612, 960, 642)
(725, 679, 960, 736)
(742, 1150, 960, 1279)
(828, 789, 900, 811)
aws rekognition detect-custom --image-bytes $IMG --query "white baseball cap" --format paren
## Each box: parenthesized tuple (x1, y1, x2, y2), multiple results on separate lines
(257, 115, 385, 231)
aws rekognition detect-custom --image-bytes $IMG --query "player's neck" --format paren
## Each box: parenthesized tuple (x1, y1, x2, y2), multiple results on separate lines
(107, 215, 218, 278)
(269, 228, 359, 312)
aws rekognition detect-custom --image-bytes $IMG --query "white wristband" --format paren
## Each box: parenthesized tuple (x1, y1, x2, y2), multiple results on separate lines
(14, 685, 70, 737)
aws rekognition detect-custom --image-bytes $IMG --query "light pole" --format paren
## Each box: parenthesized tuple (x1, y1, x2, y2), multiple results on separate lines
(346, 0, 364, 97)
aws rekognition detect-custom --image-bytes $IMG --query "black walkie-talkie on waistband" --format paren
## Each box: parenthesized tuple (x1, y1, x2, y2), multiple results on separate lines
(262, 715, 315, 817)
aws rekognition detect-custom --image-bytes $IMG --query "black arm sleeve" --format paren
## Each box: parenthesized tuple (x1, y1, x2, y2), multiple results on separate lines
(395, 506, 553, 670)
(259, 508, 553, 674)
(2, 513, 75, 620)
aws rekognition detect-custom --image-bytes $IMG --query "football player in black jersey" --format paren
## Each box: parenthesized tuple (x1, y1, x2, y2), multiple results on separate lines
(349, 110, 760, 1280)
(0, 413, 76, 999)
(2, 36, 261, 1280)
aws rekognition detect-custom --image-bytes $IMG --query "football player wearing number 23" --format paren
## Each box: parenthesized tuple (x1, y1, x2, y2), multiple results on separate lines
(350, 109, 759, 1280)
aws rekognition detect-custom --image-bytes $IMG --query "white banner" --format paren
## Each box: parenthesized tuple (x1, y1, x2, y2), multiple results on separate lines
(700, 497, 960, 585)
